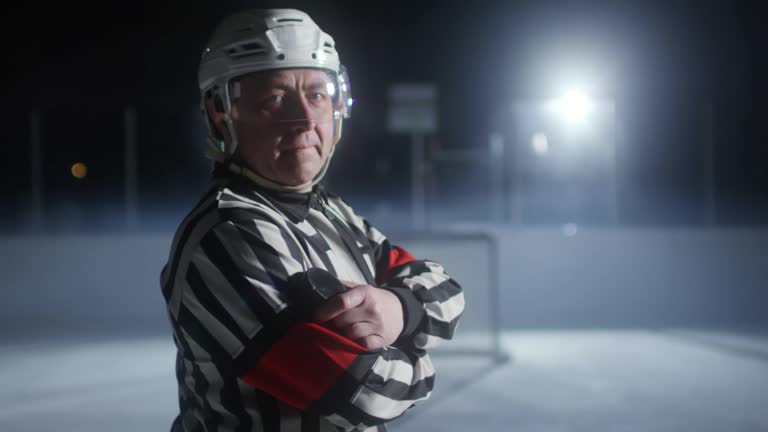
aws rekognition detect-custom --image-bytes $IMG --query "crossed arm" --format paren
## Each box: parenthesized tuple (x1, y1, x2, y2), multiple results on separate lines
(175, 211, 464, 430)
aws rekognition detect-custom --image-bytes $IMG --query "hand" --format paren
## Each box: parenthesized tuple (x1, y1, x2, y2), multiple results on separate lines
(314, 282, 404, 350)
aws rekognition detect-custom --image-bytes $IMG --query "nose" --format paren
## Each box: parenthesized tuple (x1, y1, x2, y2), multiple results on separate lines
(291, 116, 316, 133)
(287, 96, 317, 132)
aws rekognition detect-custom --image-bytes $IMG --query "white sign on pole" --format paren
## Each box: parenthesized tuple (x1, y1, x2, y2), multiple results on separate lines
(387, 84, 438, 134)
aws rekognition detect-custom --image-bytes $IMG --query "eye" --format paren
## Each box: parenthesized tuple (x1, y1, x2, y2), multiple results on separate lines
(309, 92, 327, 101)
(259, 93, 284, 111)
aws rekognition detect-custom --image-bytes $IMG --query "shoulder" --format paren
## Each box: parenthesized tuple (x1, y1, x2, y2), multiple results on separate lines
(213, 184, 301, 232)
(323, 191, 351, 212)
(321, 189, 380, 238)
(323, 190, 360, 220)
(171, 184, 288, 252)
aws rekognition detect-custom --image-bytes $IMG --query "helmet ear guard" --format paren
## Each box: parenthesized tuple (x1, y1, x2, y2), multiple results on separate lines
(201, 84, 239, 158)
(213, 92, 226, 113)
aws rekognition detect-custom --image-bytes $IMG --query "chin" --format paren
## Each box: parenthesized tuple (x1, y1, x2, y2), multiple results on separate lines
(280, 158, 323, 181)
(280, 167, 321, 186)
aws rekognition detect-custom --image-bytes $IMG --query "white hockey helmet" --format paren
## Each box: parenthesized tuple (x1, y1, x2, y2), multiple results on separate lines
(198, 8, 353, 164)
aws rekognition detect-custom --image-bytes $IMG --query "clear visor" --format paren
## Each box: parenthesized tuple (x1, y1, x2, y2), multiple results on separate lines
(228, 66, 353, 124)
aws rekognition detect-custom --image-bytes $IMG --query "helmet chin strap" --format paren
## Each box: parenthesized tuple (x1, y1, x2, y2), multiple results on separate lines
(222, 113, 239, 155)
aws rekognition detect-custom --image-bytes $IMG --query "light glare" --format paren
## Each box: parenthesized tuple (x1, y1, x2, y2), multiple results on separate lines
(557, 89, 593, 124)
(71, 162, 88, 179)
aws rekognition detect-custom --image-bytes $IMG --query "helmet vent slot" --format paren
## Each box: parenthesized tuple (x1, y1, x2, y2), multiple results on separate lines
(276, 18, 304, 23)
(241, 42, 264, 51)
(229, 52, 266, 59)
(228, 42, 267, 59)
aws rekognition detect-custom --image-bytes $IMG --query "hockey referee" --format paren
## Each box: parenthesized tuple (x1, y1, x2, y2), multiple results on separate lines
(160, 8, 465, 432)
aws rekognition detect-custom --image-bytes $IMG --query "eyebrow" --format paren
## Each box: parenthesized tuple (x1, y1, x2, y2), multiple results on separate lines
(236, 74, 333, 99)
(263, 79, 331, 91)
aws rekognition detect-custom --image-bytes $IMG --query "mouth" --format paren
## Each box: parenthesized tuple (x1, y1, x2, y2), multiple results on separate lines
(276, 143, 321, 159)
(279, 144, 316, 152)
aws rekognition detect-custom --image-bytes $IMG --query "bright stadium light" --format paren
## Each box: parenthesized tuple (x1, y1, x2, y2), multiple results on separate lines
(556, 88, 593, 125)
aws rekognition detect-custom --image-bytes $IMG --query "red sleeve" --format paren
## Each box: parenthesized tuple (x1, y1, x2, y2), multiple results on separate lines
(377, 246, 417, 284)
(241, 321, 367, 410)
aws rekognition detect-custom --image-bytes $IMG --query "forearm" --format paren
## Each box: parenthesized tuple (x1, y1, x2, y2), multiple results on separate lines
(383, 260, 465, 349)
(240, 319, 434, 430)
(324, 195, 466, 348)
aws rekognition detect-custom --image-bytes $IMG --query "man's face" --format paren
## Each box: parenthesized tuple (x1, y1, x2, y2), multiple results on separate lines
(230, 68, 336, 188)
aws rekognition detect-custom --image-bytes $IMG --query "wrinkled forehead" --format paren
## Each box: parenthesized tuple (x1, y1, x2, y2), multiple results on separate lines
(233, 68, 335, 95)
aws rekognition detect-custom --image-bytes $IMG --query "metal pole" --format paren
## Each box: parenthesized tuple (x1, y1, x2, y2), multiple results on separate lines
(510, 102, 522, 224)
(702, 102, 715, 226)
(124, 106, 138, 229)
(609, 101, 619, 225)
(29, 111, 43, 229)
(411, 134, 426, 229)
(487, 233, 510, 363)
(489, 132, 504, 223)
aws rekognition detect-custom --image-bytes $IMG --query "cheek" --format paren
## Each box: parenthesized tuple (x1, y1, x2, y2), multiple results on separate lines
(238, 120, 277, 147)
(234, 124, 281, 166)
(318, 122, 335, 153)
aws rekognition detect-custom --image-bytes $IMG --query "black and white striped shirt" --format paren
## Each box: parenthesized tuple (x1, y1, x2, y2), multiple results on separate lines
(160, 162, 465, 432)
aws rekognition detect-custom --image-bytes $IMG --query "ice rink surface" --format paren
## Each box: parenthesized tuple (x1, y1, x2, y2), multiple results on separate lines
(2, 329, 767, 432)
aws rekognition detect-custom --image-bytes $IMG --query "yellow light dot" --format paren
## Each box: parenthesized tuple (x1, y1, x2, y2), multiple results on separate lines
(71, 162, 88, 179)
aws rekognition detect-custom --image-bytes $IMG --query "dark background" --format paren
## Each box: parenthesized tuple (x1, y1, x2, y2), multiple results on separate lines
(4, 0, 767, 232)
